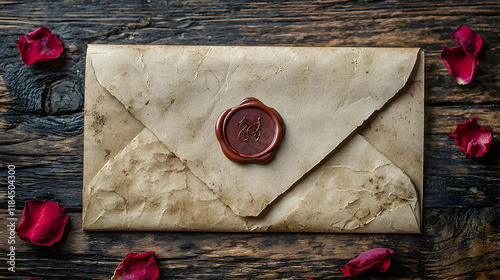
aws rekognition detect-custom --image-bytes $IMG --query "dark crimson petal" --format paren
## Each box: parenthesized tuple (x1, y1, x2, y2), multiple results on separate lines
(16, 200, 68, 246)
(450, 25, 483, 56)
(111, 251, 159, 280)
(450, 117, 492, 160)
(340, 248, 394, 278)
(15, 27, 64, 66)
(440, 46, 479, 85)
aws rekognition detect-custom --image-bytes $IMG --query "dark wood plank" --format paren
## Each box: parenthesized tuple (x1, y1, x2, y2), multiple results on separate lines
(424, 106, 500, 208)
(0, 207, 498, 279)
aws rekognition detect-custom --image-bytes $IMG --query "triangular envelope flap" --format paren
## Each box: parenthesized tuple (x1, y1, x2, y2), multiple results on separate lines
(88, 45, 419, 217)
(83, 53, 146, 218)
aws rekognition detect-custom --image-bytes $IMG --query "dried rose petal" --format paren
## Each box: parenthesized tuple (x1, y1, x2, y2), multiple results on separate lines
(340, 248, 394, 278)
(16, 200, 68, 246)
(15, 27, 64, 66)
(450, 25, 483, 56)
(450, 117, 492, 160)
(441, 26, 483, 85)
(440, 46, 479, 85)
(111, 251, 159, 280)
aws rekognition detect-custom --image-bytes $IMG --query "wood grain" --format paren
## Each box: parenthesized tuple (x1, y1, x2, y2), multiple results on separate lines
(0, 0, 499, 279)
(0, 208, 497, 279)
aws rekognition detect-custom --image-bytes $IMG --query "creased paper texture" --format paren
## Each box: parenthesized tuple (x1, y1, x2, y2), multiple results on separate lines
(85, 129, 418, 232)
(83, 45, 424, 233)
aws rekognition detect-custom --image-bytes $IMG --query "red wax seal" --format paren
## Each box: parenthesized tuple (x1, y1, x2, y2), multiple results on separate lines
(216, 97, 284, 164)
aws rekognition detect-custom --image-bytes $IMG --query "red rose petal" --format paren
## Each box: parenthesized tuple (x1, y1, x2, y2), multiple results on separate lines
(16, 200, 68, 246)
(450, 25, 483, 56)
(450, 117, 492, 160)
(111, 251, 159, 280)
(440, 46, 479, 85)
(15, 27, 64, 66)
(340, 248, 394, 278)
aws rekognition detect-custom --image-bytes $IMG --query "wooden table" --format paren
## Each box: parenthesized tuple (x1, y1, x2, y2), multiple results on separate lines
(0, 1, 499, 279)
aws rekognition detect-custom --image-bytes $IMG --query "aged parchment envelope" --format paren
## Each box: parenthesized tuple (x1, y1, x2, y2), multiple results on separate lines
(83, 45, 424, 233)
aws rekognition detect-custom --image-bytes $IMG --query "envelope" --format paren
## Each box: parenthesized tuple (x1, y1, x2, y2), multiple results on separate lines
(83, 45, 424, 233)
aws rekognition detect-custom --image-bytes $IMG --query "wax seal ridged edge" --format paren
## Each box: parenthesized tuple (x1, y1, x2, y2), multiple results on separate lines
(215, 97, 284, 164)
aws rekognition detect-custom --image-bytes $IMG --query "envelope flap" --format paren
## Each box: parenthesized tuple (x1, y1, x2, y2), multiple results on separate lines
(88, 45, 419, 217)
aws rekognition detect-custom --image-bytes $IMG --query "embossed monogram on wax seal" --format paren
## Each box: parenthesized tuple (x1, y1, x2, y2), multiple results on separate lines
(238, 117, 262, 142)
(215, 98, 284, 164)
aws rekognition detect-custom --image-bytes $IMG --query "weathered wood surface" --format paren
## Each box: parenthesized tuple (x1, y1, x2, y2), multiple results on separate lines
(0, 0, 499, 279)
